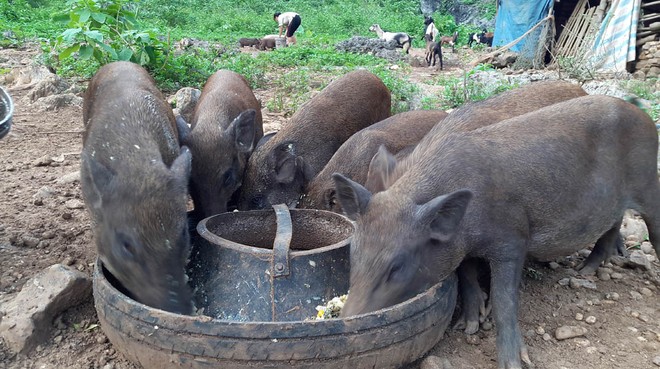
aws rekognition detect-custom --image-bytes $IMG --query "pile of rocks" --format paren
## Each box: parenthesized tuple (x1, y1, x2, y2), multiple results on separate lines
(335, 36, 408, 63)
(634, 40, 660, 78)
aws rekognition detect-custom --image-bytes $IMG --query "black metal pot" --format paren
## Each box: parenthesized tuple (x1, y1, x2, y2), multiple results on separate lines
(0, 86, 14, 139)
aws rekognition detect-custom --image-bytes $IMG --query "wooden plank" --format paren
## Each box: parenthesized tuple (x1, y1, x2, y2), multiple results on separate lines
(641, 1, 660, 9)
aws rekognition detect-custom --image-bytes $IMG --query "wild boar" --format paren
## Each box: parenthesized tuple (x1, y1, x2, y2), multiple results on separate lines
(367, 80, 589, 334)
(237, 69, 391, 210)
(301, 109, 447, 212)
(333, 95, 660, 369)
(81, 61, 193, 314)
(176, 70, 263, 218)
(238, 37, 261, 48)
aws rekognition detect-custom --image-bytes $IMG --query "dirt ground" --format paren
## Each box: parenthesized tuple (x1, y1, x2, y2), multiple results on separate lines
(0, 44, 659, 369)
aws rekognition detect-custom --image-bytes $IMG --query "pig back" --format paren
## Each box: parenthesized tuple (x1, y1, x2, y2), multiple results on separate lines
(191, 69, 263, 143)
(238, 70, 391, 209)
(301, 109, 446, 210)
(396, 95, 656, 258)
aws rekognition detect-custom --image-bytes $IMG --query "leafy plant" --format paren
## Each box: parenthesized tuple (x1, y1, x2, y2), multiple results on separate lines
(50, 0, 170, 69)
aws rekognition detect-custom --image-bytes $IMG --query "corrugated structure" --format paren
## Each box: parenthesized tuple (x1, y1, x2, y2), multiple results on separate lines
(489, 0, 659, 75)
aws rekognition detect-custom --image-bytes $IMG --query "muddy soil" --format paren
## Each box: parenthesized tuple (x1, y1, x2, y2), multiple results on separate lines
(0, 44, 658, 369)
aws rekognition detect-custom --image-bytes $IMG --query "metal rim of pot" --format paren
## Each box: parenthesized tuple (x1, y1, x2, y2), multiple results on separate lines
(0, 85, 14, 139)
(196, 206, 353, 258)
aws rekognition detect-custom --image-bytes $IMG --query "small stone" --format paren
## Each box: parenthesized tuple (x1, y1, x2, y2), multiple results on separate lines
(34, 186, 57, 199)
(555, 326, 587, 340)
(62, 212, 72, 220)
(605, 292, 620, 301)
(61, 257, 74, 266)
(578, 249, 591, 258)
(21, 235, 40, 248)
(543, 333, 552, 341)
(631, 311, 640, 318)
(466, 334, 481, 345)
(102, 364, 115, 369)
(53, 335, 62, 344)
(569, 277, 597, 290)
(585, 316, 597, 324)
(629, 250, 652, 271)
(548, 261, 560, 270)
(97, 335, 108, 344)
(575, 313, 584, 321)
(630, 291, 643, 300)
(586, 346, 598, 354)
(640, 287, 653, 297)
(653, 355, 660, 366)
(558, 277, 571, 286)
(575, 338, 590, 347)
(638, 315, 650, 323)
(597, 269, 611, 281)
(64, 199, 84, 210)
(42, 231, 56, 240)
(611, 272, 624, 280)
(420, 355, 453, 369)
(33, 155, 53, 167)
(56, 171, 80, 184)
(33, 198, 44, 206)
(535, 326, 545, 335)
(640, 242, 654, 255)
(481, 321, 493, 331)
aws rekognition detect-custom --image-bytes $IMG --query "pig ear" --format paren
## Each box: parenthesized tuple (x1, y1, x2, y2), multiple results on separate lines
(227, 109, 256, 153)
(80, 151, 115, 211)
(170, 146, 192, 183)
(274, 142, 300, 184)
(257, 132, 276, 148)
(332, 173, 371, 220)
(417, 189, 473, 243)
(364, 145, 397, 193)
(175, 115, 191, 144)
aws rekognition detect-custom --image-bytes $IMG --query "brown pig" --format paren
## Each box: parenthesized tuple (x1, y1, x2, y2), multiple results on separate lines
(300, 109, 447, 212)
(364, 80, 589, 335)
(81, 61, 193, 314)
(333, 95, 660, 369)
(176, 70, 263, 218)
(237, 69, 391, 210)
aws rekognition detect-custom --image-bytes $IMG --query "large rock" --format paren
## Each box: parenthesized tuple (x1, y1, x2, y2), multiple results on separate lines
(0, 264, 92, 354)
(33, 93, 83, 111)
(24, 73, 70, 103)
(620, 211, 649, 241)
(169, 87, 201, 123)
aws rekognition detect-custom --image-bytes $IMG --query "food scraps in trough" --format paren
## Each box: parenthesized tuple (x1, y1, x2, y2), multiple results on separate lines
(315, 294, 348, 319)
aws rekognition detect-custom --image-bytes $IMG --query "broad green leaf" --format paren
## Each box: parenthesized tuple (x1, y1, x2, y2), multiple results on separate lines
(118, 48, 133, 61)
(84, 30, 103, 43)
(91, 12, 106, 24)
(139, 51, 150, 66)
(59, 44, 80, 59)
(79, 9, 91, 23)
(79, 45, 93, 59)
(61, 28, 82, 43)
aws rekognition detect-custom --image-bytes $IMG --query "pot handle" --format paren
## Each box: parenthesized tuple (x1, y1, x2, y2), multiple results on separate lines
(272, 204, 292, 278)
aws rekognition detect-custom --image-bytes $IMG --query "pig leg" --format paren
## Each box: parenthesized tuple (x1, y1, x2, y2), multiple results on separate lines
(577, 220, 622, 275)
(490, 253, 532, 369)
(454, 259, 488, 334)
(637, 183, 660, 258)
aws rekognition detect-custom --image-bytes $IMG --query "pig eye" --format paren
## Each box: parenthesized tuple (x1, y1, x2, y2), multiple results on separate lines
(387, 259, 405, 282)
(222, 170, 235, 187)
(250, 195, 264, 208)
(115, 233, 136, 260)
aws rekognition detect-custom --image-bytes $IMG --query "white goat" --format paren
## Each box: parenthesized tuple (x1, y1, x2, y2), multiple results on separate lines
(369, 24, 412, 54)
(425, 22, 439, 42)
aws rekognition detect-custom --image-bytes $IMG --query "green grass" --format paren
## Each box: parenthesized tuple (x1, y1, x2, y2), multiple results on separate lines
(2, 0, 499, 113)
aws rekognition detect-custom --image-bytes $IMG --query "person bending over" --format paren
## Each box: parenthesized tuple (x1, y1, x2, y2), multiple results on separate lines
(274, 12, 301, 45)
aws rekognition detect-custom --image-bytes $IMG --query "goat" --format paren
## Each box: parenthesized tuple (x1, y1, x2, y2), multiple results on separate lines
(423, 17, 439, 42)
(424, 34, 443, 69)
(468, 30, 494, 48)
(369, 24, 412, 54)
(439, 31, 458, 53)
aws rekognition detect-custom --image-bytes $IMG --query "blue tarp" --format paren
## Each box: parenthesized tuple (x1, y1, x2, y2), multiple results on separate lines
(492, 0, 554, 52)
